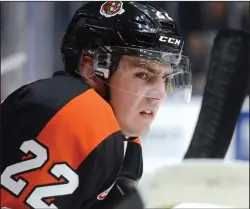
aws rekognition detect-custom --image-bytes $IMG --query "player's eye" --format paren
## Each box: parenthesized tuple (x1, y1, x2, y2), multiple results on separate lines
(135, 72, 149, 80)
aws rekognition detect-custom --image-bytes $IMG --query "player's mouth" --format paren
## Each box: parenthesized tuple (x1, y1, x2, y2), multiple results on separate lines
(139, 109, 154, 119)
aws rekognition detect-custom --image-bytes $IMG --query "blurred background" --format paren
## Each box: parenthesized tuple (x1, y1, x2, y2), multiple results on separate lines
(1, 2, 249, 172)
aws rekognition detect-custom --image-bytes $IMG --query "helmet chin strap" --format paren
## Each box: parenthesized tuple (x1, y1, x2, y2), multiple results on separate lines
(104, 81, 111, 101)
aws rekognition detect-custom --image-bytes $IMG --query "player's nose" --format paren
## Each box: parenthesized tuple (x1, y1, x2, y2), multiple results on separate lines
(147, 78, 167, 101)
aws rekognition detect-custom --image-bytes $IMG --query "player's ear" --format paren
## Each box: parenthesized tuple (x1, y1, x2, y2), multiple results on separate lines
(79, 56, 94, 79)
(79, 56, 98, 87)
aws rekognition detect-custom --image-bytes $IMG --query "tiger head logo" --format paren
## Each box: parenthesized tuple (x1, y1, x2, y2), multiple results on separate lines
(100, 1, 125, 18)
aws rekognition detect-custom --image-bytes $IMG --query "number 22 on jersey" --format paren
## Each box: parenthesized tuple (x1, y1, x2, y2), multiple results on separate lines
(1, 139, 79, 209)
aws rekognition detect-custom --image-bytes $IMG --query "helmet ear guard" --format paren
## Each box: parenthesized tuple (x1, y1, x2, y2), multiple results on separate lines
(93, 50, 112, 79)
(76, 47, 121, 81)
(78, 48, 116, 101)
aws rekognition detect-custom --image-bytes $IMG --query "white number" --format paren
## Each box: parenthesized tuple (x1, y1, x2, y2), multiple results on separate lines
(1, 140, 79, 209)
(26, 163, 79, 208)
(1, 140, 48, 196)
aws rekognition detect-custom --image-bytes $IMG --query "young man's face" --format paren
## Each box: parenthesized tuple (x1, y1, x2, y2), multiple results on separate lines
(109, 56, 173, 137)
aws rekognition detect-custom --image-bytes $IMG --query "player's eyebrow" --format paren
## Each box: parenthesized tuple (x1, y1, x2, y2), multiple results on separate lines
(134, 63, 173, 77)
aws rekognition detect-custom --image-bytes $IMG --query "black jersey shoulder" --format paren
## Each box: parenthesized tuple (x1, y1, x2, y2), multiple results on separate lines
(1, 72, 89, 135)
(1, 72, 98, 170)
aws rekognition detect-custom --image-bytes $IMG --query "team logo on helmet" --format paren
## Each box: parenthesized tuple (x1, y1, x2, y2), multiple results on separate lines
(100, 1, 125, 18)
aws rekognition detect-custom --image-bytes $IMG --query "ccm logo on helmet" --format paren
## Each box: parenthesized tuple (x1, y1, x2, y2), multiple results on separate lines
(159, 36, 181, 46)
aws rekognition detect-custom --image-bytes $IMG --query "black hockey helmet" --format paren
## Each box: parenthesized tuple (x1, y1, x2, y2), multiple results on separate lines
(61, 1, 192, 102)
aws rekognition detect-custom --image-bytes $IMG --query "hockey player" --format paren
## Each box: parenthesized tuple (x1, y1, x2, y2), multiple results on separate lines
(1, 2, 192, 209)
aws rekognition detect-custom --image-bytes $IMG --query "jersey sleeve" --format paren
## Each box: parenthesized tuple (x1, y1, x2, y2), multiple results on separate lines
(1, 73, 125, 209)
